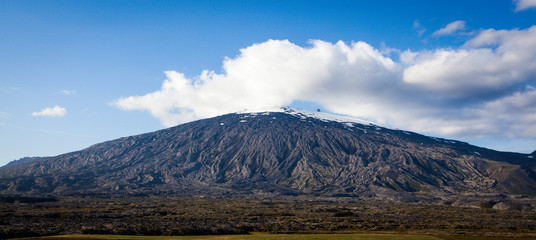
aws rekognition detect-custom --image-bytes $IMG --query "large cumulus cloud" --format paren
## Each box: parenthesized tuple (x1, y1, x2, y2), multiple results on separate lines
(403, 26, 536, 98)
(113, 26, 536, 140)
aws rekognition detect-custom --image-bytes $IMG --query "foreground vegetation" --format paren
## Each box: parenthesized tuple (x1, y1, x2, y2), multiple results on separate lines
(18, 233, 444, 240)
(14, 233, 536, 240)
(2, 196, 536, 239)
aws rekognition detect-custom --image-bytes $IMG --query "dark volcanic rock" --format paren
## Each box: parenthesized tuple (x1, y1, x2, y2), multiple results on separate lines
(1, 157, 44, 168)
(1, 109, 535, 199)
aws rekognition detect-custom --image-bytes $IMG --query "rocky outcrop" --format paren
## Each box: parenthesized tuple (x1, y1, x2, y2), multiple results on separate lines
(0, 109, 535, 199)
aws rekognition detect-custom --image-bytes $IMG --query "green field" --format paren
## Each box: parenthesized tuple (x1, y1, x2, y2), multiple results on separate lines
(21, 233, 444, 240)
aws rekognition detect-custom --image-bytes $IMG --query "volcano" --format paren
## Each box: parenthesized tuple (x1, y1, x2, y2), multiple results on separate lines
(1, 108, 535, 200)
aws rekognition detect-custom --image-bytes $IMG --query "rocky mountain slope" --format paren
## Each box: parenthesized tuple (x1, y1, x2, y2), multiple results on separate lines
(1, 157, 44, 169)
(1, 108, 535, 199)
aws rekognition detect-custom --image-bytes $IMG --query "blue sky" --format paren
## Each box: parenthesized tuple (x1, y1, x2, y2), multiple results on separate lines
(1, 0, 536, 166)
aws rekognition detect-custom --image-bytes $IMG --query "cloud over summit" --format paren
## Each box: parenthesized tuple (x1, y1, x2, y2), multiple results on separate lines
(114, 26, 536, 139)
(114, 40, 399, 125)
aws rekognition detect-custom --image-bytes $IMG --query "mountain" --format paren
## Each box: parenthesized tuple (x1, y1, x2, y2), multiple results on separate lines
(1, 108, 535, 200)
(1, 156, 45, 168)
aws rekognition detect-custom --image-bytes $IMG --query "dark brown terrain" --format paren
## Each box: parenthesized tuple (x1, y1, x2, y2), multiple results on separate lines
(1, 108, 536, 238)
(1, 196, 536, 239)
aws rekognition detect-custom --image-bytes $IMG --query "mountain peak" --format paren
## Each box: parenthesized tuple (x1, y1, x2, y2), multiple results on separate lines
(237, 107, 376, 126)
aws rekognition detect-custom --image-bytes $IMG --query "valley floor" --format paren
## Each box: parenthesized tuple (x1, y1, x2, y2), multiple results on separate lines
(1, 196, 536, 239)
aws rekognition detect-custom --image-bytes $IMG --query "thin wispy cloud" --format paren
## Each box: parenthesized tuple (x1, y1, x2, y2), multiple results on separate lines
(113, 25, 536, 139)
(2, 87, 19, 93)
(412, 20, 427, 37)
(62, 90, 77, 95)
(514, 0, 536, 11)
(432, 20, 466, 37)
(32, 105, 67, 117)
(0, 112, 7, 126)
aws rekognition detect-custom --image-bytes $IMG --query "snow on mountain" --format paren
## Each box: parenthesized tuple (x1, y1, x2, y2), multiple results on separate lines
(238, 107, 376, 126)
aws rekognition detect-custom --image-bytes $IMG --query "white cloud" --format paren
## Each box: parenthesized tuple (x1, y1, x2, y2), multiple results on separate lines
(114, 40, 399, 126)
(32, 105, 67, 117)
(514, 0, 536, 11)
(404, 26, 536, 97)
(113, 26, 536, 140)
(62, 90, 76, 95)
(479, 86, 536, 137)
(432, 20, 466, 37)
